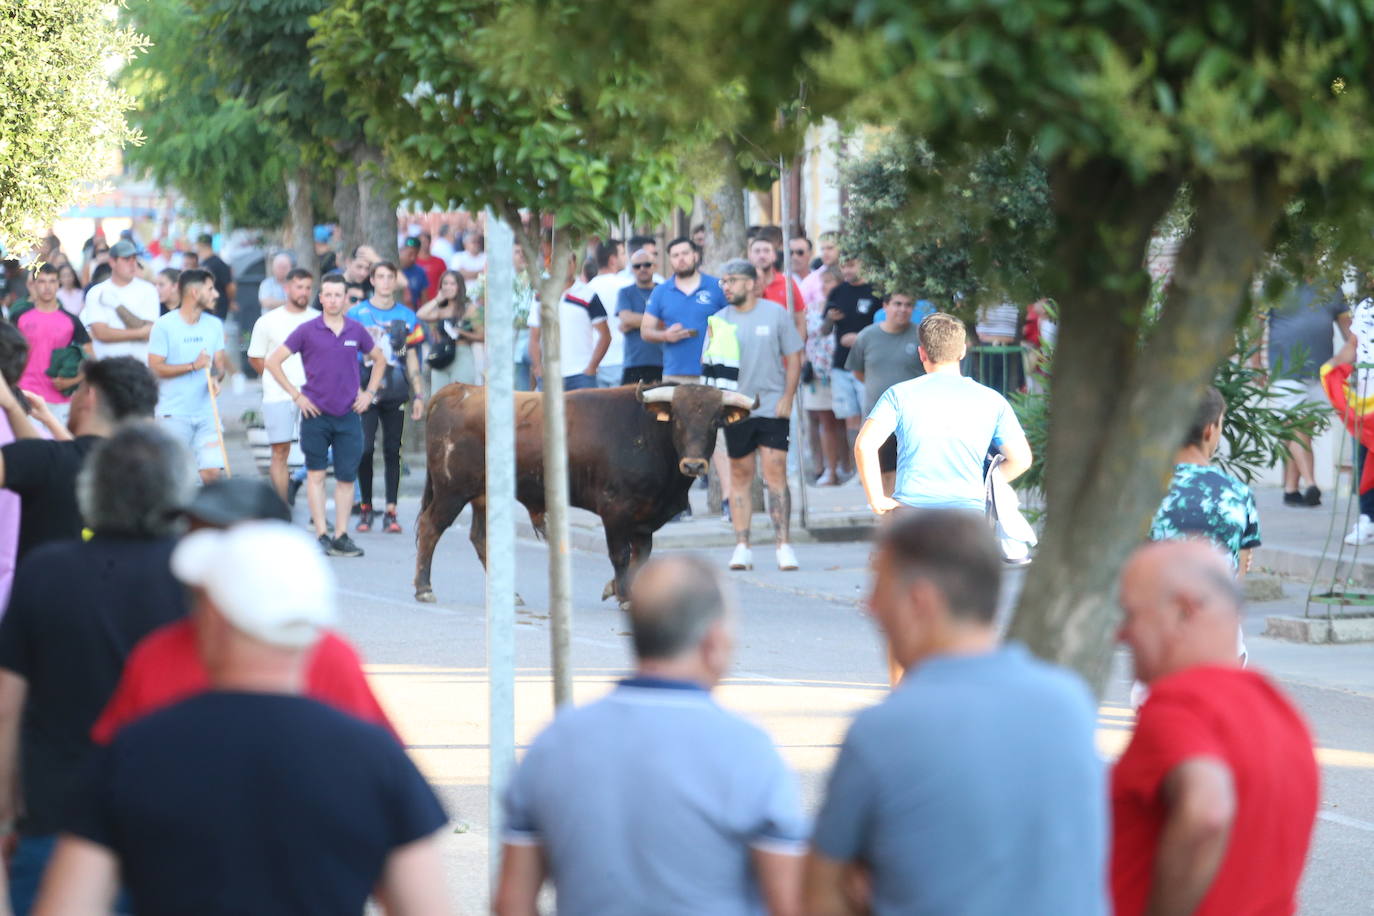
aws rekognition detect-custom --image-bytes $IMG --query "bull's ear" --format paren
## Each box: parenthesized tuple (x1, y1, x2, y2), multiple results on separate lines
(644, 402, 672, 422)
(722, 406, 750, 426)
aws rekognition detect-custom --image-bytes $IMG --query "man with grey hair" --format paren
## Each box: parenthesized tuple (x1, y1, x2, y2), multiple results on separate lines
(256, 251, 294, 313)
(495, 554, 807, 916)
(0, 422, 194, 913)
(703, 259, 803, 572)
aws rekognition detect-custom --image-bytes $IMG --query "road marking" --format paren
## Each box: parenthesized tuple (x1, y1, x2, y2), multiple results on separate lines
(1320, 811, 1374, 833)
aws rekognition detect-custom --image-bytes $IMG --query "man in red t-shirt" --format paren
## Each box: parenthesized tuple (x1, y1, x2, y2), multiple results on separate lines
(91, 478, 396, 744)
(1113, 540, 1318, 916)
(748, 236, 806, 341)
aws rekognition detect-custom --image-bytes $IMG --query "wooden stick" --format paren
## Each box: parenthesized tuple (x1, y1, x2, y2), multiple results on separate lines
(207, 366, 231, 478)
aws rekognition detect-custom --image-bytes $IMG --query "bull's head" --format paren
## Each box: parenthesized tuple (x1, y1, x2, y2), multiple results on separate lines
(638, 383, 756, 477)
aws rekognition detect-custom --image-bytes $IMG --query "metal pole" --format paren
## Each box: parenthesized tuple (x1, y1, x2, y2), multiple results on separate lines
(781, 157, 808, 529)
(484, 212, 517, 881)
(539, 232, 576, 707)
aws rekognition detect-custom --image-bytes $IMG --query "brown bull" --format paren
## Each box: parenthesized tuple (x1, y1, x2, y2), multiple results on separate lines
(414, 382, 755, 606)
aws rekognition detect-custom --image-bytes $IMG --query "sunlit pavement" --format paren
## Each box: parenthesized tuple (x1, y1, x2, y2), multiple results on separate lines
(309, 493, 1373, 914)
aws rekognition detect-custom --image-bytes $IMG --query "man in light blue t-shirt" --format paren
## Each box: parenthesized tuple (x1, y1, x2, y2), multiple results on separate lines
(805, 511, 1108, 916)
(854, 311, 1031, 514)
(146, 269, 228, 483)
(495, 554, 806, 916)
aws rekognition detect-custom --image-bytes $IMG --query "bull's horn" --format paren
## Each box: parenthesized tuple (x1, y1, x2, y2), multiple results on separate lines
(639, 385, 678, 404)
(721, 391, 759, 410)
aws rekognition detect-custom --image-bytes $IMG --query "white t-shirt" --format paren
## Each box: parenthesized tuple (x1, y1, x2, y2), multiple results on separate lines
(584, 272, 633, 367)
(83, 277, 161, 363)
(527, 282, 608, 376)
(246, 306, 315, 403)
(449, 250, 487, 275)
(1351, 298, 1374, 396)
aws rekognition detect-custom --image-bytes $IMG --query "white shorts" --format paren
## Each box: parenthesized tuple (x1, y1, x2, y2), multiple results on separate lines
(1271, 378, 1324, 411)
(803, 376, 833, 411)
(830, 368, 865, 420)
(262, 400, 301, 445)
(161, 414, 225, 470)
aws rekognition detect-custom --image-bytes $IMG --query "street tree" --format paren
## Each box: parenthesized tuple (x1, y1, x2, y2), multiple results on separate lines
(312, 0, 697, 703)
(518, 0, 1374, 690)
(0, 0, 141, 255)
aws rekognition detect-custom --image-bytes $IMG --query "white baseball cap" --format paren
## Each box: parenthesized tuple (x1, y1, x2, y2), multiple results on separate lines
(172, 521, 338, 648)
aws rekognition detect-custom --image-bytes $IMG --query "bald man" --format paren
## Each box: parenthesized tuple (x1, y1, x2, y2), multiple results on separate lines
(495, 555, 806, 916)
(1112, 541, 1318, 916)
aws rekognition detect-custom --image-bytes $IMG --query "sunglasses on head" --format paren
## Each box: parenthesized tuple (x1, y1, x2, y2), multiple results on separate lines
(347, 294, 363, 302)
(632, 262, 653, 269)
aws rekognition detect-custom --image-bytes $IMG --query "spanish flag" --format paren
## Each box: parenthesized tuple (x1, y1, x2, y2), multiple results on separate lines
(1322, 361, 1374, 494)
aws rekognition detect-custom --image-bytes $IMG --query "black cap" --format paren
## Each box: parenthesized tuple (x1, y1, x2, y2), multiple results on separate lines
(182, 479, 291, 527)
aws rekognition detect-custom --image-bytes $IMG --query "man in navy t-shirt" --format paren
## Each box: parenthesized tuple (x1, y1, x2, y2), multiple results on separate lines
(37, 521, 449, 915)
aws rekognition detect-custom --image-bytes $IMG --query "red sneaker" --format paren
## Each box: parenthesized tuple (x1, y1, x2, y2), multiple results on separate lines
(356, 504, 374, 533)
(384, 510, 401, 534)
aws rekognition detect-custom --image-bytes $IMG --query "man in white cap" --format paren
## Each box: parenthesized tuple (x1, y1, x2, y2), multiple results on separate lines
(34, 522, 451, 915)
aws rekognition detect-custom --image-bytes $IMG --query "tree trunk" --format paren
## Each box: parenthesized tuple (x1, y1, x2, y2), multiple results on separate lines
(333, 167, 362, 259)
(356, 144, 398, 261)
(513, 219, 579, 708)
(285, 167, 318, 278)
(1008, 163, 1287, 693)
(700, 141, 747, 274)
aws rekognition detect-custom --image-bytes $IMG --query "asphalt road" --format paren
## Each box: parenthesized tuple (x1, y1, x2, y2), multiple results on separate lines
(314, 494, 1374, 915)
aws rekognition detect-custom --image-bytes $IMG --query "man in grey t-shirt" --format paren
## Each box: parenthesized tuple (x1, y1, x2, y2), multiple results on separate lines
(495, 555, 807, 916)
(805, 511, 1108, 916)
(846, 292, 924, 494)
(702, 259, 804, 572)
(1267, 281, 1350, 506)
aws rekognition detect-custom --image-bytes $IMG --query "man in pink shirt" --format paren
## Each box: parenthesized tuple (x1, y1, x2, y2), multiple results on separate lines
(13, 264, 90, 423)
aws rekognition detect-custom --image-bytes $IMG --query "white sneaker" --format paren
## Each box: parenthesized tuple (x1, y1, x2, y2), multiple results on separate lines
(776, 544, 799, 571)
(728, 544, 753, 570)
(1345, 515, 1374, 545)
(814, 470, 836, 487)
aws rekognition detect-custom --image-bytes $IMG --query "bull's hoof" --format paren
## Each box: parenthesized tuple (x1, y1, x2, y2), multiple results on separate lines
(618, 599, 632, 612)
(415, 589, 437, 604)
(601, 579, 618, 601)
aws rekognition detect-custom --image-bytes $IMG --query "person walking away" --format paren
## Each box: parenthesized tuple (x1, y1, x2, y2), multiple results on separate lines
(854, 312, 1032, 516)
(640, 237, 733, 515)
(703, 260, 803, 572)
(398, 237, 430, 308)
(419, 271, 483, 387)
(246, 268, 317, 502)
(844, 291, 924, 497)
(495, 554, 806, 916)
(265, 272, 386, 557)
(0, 357, 158, 565)
(1113, 541, 1318, 916)
(12, 264, 90, 424)
(91, 478, 396, 744)
(806, 510, 1106, 916)
(616, 248, 664, 385)
(256, 251, 292, 314)
(821, 258, 879, 468)
(0, 423, 194, 913)
(584, 239, 633, 387)
(147, 269, 230, 484)
(527, 258, 610, 392)
(34, 521, 450, 915)
(349, 261, 427, 534)
(81, 239, 159, 364)
(1266, 280, 1350, 506)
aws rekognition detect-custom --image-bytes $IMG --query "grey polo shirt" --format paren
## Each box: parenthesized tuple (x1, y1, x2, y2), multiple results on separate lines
(504, 677, 807, 915)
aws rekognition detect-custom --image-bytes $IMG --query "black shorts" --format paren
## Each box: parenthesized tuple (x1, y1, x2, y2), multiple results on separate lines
(879, 434, 898, 473)
(621, 365, 662, 386)
(725, 416, 790, 458)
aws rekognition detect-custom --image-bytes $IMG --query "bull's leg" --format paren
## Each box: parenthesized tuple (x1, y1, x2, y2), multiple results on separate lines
(469, 496, 489, 568)
(618, 528, 655, 606)
(602, 520, 634, 608)
(415, 493, 469, 602)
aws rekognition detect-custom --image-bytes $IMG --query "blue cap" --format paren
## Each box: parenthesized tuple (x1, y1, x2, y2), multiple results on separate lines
(313, 225, 332, 244)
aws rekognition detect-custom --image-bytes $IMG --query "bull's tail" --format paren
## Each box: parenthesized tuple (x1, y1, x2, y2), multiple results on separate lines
(420, 465, 434, 515)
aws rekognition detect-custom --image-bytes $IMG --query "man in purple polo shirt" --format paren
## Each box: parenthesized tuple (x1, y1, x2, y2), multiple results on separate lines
(265, 272, 385, 557)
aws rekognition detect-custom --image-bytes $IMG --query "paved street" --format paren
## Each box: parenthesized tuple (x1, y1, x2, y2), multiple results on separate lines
(304, 486, 1374, 915)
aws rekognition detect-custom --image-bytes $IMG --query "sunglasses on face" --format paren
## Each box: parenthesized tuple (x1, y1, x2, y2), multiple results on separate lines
(347, 294, 363, 302)
(632, 262, 653, 269)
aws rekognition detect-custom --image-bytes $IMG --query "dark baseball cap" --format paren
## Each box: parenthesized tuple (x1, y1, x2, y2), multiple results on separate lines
(109, 239, 139, 259)
(403, 237, 421, 249)
(182, 479, 291, 528)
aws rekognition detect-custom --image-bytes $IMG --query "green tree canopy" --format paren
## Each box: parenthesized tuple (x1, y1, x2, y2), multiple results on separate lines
(0, 0, 141, 254)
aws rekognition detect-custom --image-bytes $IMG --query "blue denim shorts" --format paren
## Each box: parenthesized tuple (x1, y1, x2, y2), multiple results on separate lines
(300, 412, 363, 482)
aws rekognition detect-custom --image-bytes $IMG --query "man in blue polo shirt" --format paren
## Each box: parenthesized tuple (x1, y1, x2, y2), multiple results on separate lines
(495, 554, 806, 916)
(265, 273, 385, 558)
(639, 236, 726, 382)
